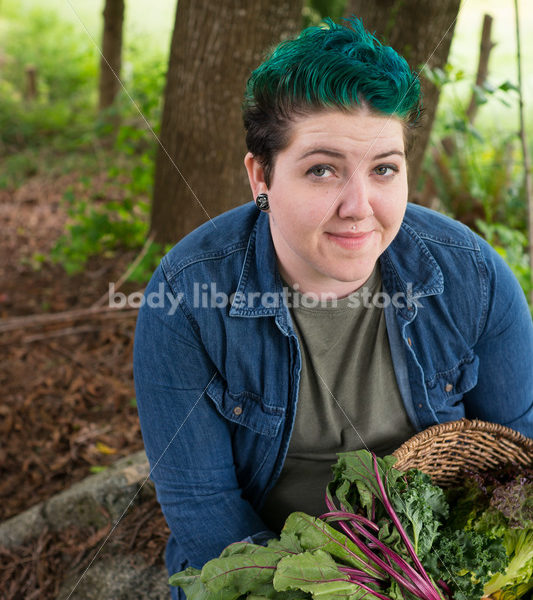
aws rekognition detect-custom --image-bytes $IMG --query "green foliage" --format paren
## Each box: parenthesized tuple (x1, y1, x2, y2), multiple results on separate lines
(280, 512, 371, 572)
(170, 451, 533, 600)
(0, 3, 170, 283)
(430, 529, 507, 600)
(327, 450, 401, 519)
(49, 144, 165, 284)
(118, 40, 167, 127)
(0, 6, 98, 148)
(422, 64, 525, 227)
(50, 188, 146, 275)
(421, 63, 531, 308)
(443, 466, 533, 599)
(46, 35, 168, 282)
(303, 0, 347, 27)
(390, 470, 449, 560)
(273, 550, 356, 598)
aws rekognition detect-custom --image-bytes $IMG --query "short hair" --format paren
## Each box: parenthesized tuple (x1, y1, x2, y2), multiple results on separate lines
(243, 17, 422, 187)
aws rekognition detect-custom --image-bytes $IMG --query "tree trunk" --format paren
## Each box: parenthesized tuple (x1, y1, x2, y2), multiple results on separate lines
(150, 0, 302, 245)
(344, 0, 461, 201)
(99, 0, 125, 111)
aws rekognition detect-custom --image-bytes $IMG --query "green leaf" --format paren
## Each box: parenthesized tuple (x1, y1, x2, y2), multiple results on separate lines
(89, 465, 107, 474)
(273, 549, 370, 599)
(200, 544, 283, 599)
(268, 530, 305, 554)
(390, 470, 448, 560)
(281, 512, 377, 575)
(499, 80, 519, 93)
(248, 581, 310, 599)
(434, 529, 507, 599)
(169, 567, 226, 600)
(328, 450, 400, 518)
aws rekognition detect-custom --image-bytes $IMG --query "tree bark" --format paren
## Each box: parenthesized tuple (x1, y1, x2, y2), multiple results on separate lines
(465, 14, 494, 124)
(99, 0, 125, 111)
(150, 0, 302, 245)
(344, 0, 461, 201)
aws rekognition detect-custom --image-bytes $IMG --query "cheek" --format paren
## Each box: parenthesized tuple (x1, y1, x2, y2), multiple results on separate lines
(379, 187, 407, 220)
(374, 203, 406, 239)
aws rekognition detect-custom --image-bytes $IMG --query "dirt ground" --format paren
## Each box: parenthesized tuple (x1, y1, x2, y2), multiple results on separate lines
(0, 173, 168, 598)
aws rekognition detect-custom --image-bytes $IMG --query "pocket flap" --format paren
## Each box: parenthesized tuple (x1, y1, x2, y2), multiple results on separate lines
(427, 353, 479, 399)
(206, 375, 284, 438)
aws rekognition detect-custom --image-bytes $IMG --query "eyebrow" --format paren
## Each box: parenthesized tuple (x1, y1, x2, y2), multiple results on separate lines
(298, 148, 346, 161)
(373, 150, 405, 159)
(298, 148, 405, 161)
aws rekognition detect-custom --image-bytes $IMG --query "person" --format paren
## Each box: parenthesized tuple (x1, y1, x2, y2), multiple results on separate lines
(133, 17, 533, 598)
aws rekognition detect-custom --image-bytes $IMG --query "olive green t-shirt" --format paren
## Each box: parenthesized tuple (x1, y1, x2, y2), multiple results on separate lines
(260, 266, 415, 533)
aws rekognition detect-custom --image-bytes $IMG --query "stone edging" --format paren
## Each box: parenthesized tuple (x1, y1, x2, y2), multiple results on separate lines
(0, 450, 152, 549)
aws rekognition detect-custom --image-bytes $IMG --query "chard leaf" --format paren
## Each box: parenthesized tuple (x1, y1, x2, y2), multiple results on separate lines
(268, 531, 305, 555)
(273, 549, 372, 599)
(282, 512, 380, 576)
(219, 541, 262, 558)
(200, 545, 283, 599)
(248, 581, 311, 599)
(169, 567, 224, 600)
(329, 451, 401, 518)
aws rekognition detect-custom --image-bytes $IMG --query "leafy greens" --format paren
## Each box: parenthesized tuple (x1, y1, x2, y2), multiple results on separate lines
(170, 450, 533, 600)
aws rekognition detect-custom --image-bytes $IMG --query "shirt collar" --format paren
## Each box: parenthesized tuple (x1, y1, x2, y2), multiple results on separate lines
(381, 220, 444, 302)
(229, 210, 285, 317)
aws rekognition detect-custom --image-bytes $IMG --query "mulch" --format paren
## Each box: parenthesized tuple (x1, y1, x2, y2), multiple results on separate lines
(0, 495, 169, 600)
(0, 173, 169, 597)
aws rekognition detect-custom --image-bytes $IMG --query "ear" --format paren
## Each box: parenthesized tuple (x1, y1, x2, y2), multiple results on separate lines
(244, 153, 268, 199)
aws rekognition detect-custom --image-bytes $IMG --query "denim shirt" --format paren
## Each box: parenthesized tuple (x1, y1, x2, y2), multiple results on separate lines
(133, 201, 533, 597)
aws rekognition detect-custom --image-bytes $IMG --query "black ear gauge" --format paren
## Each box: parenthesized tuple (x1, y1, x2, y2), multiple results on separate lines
(255, 193, 270, 211)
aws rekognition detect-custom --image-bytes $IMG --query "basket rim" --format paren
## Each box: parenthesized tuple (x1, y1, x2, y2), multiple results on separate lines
(392, 418, 533, 462)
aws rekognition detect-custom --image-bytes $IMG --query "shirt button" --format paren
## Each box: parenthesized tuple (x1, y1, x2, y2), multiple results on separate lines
(233, 406, 243, 416)
(445, 383, 453, 393)
(418, 403, 423, 408)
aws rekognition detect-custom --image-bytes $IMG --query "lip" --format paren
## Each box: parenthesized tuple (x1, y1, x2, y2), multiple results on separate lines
(326, 230, 374, 249)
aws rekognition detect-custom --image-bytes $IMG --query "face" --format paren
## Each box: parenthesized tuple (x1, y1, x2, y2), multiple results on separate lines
(245, 108, 408, 298)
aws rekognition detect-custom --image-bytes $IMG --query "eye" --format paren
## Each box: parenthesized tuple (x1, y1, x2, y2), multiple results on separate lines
(374, 164, 399, 177)
(307, 164, 334, 179)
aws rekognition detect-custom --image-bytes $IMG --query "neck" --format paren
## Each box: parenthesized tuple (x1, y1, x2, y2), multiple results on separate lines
(277, 259, 375, 299)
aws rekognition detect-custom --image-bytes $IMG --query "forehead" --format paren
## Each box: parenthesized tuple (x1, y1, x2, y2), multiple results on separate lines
(284, 108, 406, 155)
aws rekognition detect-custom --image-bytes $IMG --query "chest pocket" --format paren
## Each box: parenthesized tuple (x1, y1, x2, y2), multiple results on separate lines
(425, 353, 480, 409)
(206, 374, 284, 439)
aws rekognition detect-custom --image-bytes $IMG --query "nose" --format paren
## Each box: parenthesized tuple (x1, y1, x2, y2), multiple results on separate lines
(336, 173, 374, 221)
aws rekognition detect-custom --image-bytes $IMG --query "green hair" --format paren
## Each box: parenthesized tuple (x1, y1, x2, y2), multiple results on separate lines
(243, 17, 422, 186)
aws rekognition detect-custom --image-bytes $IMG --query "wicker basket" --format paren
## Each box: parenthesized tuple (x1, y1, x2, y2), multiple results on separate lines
(392, 419, 533, 487)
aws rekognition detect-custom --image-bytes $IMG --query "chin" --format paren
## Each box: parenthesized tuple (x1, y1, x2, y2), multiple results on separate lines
(331, 261, 377, 281)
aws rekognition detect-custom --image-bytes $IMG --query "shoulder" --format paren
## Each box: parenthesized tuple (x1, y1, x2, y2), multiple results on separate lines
(161, 202, 259, 282)
(402, 203, 479, 251)
(399, 204, 528, 340)
(402, 204, 516, 281)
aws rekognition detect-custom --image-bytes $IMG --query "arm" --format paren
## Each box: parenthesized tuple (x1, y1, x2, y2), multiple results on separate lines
(463, 240, 533, 438)
(133, 266, 273, 596)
